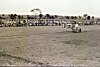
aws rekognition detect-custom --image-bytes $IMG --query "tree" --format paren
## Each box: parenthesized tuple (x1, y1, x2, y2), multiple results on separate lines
(83, 14, 88, 17)
(83, 14, 88, 20)
(18, 15, 22, 20)
(31, 8, 42, 19)
(9, 14, 17, 19)
(51, 16, 54, 19)
(65, 16, 69, 19)
(71, 16, 74, 19)
(27, 15, 34, 19)
(45, 14, 51, 19)
(39, 14, 43, 19)
(54, 15, 58, 19)
(74, 16, 77, 19)
(27, 15, 29, 19)
(2, 14, 5, 16)
(87, 16, 90, 20)
(92, 16, 94, 20)
(27, 15, 30, 19)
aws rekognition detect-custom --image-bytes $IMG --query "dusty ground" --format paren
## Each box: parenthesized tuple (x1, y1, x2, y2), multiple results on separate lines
(0, 25, 100, 66)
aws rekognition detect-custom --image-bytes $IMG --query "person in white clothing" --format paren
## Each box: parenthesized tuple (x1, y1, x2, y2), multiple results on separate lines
(72, 22, 79, 29)
(72, 21, 81, 32)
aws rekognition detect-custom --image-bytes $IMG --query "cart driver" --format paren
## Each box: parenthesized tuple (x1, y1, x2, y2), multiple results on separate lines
(72, 21, 79, 29)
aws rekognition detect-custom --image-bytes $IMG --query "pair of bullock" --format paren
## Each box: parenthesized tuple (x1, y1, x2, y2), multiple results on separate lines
(62, 21, 81, 33)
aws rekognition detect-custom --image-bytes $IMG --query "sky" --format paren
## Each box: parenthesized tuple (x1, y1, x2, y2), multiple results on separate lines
(0, 0, 100, 17)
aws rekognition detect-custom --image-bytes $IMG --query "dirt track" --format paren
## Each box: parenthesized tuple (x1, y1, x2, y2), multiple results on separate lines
(0, 25, 100, 66)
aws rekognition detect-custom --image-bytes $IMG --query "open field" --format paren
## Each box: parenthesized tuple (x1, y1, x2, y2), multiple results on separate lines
(0, 25, 100, 66)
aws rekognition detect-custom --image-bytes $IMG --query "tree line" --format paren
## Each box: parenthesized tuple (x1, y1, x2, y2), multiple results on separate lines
(0, 14, 96, 20)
